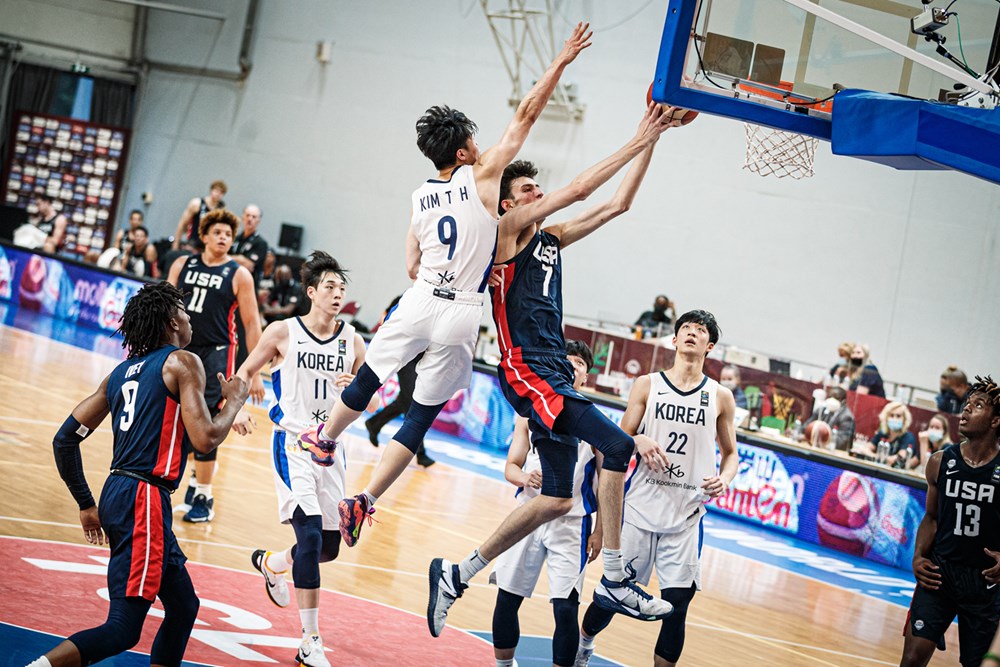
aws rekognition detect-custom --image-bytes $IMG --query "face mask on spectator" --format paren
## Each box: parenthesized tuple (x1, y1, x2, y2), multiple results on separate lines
(849, 358, 863, 367)
(928, 429, 944, 443)
(825, 398, 841, 412)
(721, 380, 738, 391)
(887, 417, 904, 432)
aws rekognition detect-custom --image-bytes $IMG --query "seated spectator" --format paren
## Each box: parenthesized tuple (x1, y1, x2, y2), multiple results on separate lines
(802, 386, 855, 450)
(33, 194, 68, 253)
(826, 341, 855, 387)
(113, 209, 144, 252)
(847, 343, 886, 398)
(634, 294, 675, 337)
(262, 264, 309, 323)
(936, 366, 971, 414)
(719, 364, 747, 409)
(118, 226, 159, 278)
(914, 413, 954, 470)
(862, 401, 915, 468)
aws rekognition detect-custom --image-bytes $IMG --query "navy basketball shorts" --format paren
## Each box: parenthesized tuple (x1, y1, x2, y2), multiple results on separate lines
(100, 475, 187, 602)
(497, 351, 587, 431)
(187, 343, 235, 412)
(907, 557, 1000, 666)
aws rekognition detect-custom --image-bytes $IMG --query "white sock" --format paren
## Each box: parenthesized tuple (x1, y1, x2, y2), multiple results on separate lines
(265, 550, 290, 573)
(496, 659, 515, 667)
(26, 658, 52, 667)
(361, 489, 378, 507)
(196, 483, 213, 499)
(458, 548, 490, 584)
(602, 548, 625, 581)
(579, 633, 596, 650)
(299, 607, 319, 635)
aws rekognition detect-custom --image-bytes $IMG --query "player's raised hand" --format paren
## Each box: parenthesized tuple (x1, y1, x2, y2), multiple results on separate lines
(635, 434, 668, 473)
(80, 506, 105, 546)
(232, 408, 257, 436)
(636, 103, 672, 145)
(912, 556, 942, 590)
(983, 548, 1000, 583)
(219, 372, 250, 407)
(701, 475, 728, 498)
(557, 22, 593, 65)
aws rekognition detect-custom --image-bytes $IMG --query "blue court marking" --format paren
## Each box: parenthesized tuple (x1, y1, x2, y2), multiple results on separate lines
(467, 632, 623, 666)
(0, 622, 216, 667)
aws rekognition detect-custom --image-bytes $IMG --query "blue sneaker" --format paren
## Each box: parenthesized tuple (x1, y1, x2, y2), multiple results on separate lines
(183, 494, 215, 523)
(593, 562, 672, 620)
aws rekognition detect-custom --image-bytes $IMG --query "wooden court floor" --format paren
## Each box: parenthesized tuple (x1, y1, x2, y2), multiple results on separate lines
(0, 325, 962, 666)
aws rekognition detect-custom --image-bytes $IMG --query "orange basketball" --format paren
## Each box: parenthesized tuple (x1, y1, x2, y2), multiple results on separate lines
(646, 82, 699, 125)
(804, 420, 832, 446)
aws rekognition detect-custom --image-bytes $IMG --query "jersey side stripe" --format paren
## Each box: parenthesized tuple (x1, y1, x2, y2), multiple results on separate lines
(226, 300, 239, 378)
(500, 355, 565, 427)
(152, 398, 181, 479)
(126, 482, 164, 601)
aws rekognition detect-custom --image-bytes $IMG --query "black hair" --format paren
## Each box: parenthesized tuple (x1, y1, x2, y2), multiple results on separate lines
(116, 282, 185, 359)
(300, 250, 348, 290)
(36, 193, 53, 203)
(498, 160, 539, 216)
(129, 209, 144, 219)
(133, 225, 149, 236)
(970, 375, 1000, 419)
(828, 386, 848, 402)
(416, 105, 478, 170)
(566, 339, 594, 372)
(674, 309, 721, 345)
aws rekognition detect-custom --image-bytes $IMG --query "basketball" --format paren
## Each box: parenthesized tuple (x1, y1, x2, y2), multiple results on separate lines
(803, 420, 832, 447)
(645, 82, 699, 125)
(815, 472, 879, 556)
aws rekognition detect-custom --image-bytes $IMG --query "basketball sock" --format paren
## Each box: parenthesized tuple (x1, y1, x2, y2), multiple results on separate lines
(299, 608, 319, 635)
(266, 550, 290, 573)
(458, 548, 490, 584)
(496, 659, 515, 667)
(196, 483, 213, 499)
(26, 658, 52, 667)
(579, 633, 596, 649)
(361, 489, 378, 507)
(602, 548, 625, 582)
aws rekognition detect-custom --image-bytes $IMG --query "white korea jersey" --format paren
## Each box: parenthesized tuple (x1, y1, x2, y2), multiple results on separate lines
(517, 441, 598, 518)
(624, 372, 719, 534)
(410, 164, 498, 293)
(268, 317, 357, 433)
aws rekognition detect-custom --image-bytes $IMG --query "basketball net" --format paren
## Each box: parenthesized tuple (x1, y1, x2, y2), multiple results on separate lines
(743, 123, 818, 179)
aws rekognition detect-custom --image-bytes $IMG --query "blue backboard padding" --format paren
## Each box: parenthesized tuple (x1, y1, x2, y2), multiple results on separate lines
(832, 89, 1000, 183)
(652, 0, 832, 140)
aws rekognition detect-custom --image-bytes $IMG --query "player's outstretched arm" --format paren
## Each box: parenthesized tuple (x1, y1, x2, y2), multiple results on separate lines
(168, 350, 248, 452)
(504, 417, 540, 489)
(172, 198, 199, 249)
(53, 374, 112, 545)
(166, 254, 187, 286)
(234, 267, 265, 403)
(704, 387, 738, 498)
(619, 374, 650, 437)
(405, 222, 422, 281)
(912, 452, 943, 590)
(477, 23, 592, 182)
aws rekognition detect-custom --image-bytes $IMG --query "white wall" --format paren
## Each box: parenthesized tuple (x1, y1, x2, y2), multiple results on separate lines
(6, 1, 999, 388)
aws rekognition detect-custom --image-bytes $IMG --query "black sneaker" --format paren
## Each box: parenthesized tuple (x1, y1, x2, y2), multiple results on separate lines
(416, 452, 436, 467)
(364, 419, 380, 447)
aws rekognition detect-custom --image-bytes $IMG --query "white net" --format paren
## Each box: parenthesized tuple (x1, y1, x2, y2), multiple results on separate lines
(743, 123, 818, 179)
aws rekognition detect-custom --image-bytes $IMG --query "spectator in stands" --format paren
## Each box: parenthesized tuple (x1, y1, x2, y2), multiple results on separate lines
(802, 386, 855, 450)
(847, 343, 886, 398)
(936, 365, 971, 414)
(719, 364, 747, 409)
(232, 204, 268, 284)
(113, 209, 144, 252)
(861, 401, 915, 468)
(914, 413, 954, 471)
(262, 264, 308, 323)
(34, 194, 67, 254)
(119, 226, 159, 278)
(826, 341, 855, 387)
(634, 294, 675, 337)
(172, 179, 226, 250)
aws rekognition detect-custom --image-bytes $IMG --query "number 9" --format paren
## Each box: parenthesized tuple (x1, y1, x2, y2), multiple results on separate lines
(438, 216, 457, 260)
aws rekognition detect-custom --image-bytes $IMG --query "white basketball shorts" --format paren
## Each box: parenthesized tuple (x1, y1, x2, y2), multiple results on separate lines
(621, 516, 704, 590)
(271, 430, 346, 530)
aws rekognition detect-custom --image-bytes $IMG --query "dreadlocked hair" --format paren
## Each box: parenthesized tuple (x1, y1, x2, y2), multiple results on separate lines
(971, 375, 1000, 416)
(116, 282, 185, 359)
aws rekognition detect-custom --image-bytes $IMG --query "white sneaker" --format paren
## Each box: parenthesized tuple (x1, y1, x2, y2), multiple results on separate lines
(574, 646, 595, 667)
(593, 563, 673, 620)
(296, 633, 331, 667)
(427, 558, 467, 637)
(251, 549, 290, 608)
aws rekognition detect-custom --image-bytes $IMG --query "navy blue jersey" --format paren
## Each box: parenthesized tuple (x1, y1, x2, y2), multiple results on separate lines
(105, 345, 190, 490)
(933, 444, 1000, 569)
(491, 230, 565, 357)
(177, 254, 240, 348)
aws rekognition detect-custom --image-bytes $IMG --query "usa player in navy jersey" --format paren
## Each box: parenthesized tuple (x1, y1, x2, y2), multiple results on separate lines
(230, 252, 374, 667)
(297, 23, 593, 550)
(25, 282, 248, 667)
(167, 208, 265, 523)
(900, 375, 1000, 667)
(428, 103, 683, 636)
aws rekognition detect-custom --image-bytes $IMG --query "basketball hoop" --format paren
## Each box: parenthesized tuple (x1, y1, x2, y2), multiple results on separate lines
(743, 124, 818, 179)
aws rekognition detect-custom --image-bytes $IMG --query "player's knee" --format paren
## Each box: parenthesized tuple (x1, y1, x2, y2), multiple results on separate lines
(71, 599, 148, 660)
(193, 447, 217, 462)
(654, 585, 695, 662)
(318, 530, 340, 563)
(581, 600, 615, 638)
(492, 589, 523, 649)
(537, 494, 573, 520)
(564, 403, 631, 472)
(597, 432, 633, 472)
(290, 512, 323, 588)
(393, 400, 446, 453)
(341, 363, 382, 411)
(551, 592, 580, 666)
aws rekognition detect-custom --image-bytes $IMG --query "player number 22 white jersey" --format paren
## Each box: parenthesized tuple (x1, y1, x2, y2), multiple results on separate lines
(410, 164, 498, 293)
(268, 317, 357, 434)
(624, 373, 719, 534)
